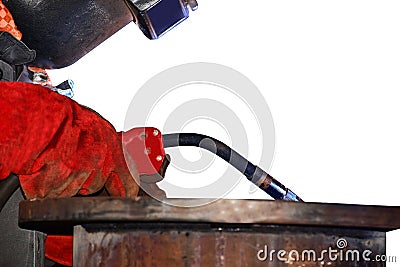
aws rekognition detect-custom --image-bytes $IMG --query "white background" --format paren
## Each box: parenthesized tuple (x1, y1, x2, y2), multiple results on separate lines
(48, 0, 399, 261)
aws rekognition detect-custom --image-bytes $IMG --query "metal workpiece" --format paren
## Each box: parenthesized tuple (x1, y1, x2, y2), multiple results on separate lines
(18, 197, 400, 266)
(73, 225, 387, 267)
(126, 0, 198, 39)
(19, 197, 400, 231)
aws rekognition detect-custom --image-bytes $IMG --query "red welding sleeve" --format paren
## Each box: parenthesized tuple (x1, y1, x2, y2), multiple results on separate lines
(0, 82, 139, 199)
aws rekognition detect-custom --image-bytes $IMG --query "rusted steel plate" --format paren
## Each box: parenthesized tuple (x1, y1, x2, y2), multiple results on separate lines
(19, 198, 400, 232)
(73, 224, 386, 267)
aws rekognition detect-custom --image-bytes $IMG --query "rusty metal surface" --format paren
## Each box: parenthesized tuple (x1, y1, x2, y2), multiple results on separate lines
(19, 197, 400, 232)
(73, 223, 386, 267)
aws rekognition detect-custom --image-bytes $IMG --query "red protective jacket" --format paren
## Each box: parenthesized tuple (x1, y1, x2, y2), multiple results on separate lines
(0, 82, 140, 265)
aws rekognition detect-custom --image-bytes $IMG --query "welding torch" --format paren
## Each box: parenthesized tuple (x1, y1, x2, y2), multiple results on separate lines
(162, 133, 303, 202)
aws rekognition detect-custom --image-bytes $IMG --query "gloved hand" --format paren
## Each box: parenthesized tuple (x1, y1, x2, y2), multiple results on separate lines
(0, 82, 140, 266)
(0, 82, 139, 198)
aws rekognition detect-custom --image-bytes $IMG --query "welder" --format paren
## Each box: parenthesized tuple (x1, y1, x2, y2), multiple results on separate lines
(0, 1, 302, 266)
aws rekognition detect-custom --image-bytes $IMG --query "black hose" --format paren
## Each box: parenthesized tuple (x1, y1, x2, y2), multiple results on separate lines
(162, 133, 303, 202)
(0, 174, 20, 212)
(163, 133, 256, 179)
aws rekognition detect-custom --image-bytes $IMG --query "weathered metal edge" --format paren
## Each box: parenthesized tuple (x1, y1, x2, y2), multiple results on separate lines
(19, 197, 400, 231)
